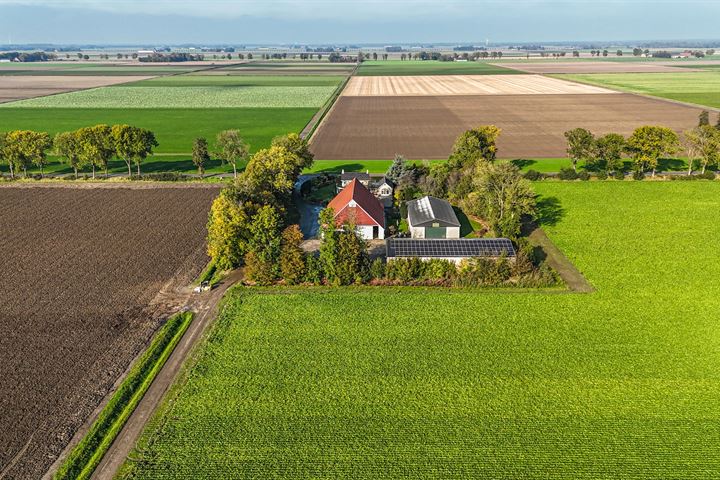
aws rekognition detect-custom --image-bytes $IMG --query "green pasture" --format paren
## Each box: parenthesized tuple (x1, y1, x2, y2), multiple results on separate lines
(120, 182, 720, 479)
(0, 107, 317, 155)
(557, 71, 720, 109)
(356, 60, 520, 76)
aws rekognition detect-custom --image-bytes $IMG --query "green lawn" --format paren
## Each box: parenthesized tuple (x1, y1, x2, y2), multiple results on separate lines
(0, 108, 316, 154)
(356, 60, 520, 76)
(556, 72, 720, 109)
(120, 182, 720, 479)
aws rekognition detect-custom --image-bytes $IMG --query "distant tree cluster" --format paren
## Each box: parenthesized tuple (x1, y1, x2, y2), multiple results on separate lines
(138, 53, 205, 63)
(0, 51, 55, 62)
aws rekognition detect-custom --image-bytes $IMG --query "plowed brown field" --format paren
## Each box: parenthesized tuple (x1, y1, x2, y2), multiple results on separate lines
(0, 184, 219, 479)
(0, 75, 154, 103)
(310, 93, 704, 159)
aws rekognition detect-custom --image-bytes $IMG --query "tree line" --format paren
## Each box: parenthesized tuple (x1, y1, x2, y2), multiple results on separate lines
(0, 127, 255, 180)
(564, 111, 720, 177)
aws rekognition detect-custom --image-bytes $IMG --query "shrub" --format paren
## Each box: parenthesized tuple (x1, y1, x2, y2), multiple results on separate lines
(304, 254, 324, 285)
(613, 170, 626, 180)
(557, 167, 578, 180)
(632, 170, 645, 181)
(369, 258, 386, 280)
(424, 259, 457, 280)
(280, 225, 306, 285)
(386, 258, 426, 283)
(700, 170, 717, 180)
(578, 171, 591, 181)
(523, 169, 544, 181)
(596, 170, 608, 180)
(244, 251, 276, 286)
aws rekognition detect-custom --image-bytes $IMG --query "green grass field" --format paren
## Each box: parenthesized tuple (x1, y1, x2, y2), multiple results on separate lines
(120, 182, 720, 479)
(0, 107, 316, 155)
(356, 60, 520, 76)
(557, 72, 720, 109)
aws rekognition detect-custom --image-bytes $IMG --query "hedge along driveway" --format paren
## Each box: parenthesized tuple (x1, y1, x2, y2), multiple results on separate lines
(0, 86, 338, 109)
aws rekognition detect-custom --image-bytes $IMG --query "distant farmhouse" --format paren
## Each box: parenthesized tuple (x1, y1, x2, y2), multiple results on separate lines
(386, 238, 516, 265)
(327, 179, 386, 240)
(339, 170, 394, 199)
(407, 196, 461, 239)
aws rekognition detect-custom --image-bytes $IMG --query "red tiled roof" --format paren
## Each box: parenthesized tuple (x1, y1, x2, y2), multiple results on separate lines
(327, 178, 385, 228)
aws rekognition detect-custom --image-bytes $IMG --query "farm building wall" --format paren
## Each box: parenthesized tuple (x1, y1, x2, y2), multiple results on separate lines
(357, 225, 384, 240)
(410, 226, 460, 239)
(387, 255, 515, 265)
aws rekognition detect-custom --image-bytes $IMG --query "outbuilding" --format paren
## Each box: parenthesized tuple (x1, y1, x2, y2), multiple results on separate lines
(407, 196, 461, 239)
(386, 238, 516, 265)
(327, 178, 386, 240)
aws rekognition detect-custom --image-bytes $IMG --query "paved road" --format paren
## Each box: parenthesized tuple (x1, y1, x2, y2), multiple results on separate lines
(89, 269, 243, 480)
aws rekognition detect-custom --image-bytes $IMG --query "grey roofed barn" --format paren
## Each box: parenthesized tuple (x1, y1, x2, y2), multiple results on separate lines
(407, 196, 461, 228)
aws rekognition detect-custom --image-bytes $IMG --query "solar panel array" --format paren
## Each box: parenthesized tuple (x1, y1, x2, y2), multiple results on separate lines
(386, 238, 516, 258)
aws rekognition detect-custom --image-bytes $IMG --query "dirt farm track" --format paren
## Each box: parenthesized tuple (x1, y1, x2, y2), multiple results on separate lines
(0, 183, 219, 479)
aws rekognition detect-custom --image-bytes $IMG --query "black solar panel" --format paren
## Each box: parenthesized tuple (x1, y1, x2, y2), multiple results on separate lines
(386, 238, 516, 258)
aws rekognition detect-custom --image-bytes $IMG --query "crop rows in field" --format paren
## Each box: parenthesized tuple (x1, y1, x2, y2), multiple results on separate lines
(0, 184, 220, 479)
(0, 85, 338, 109)
(121, 182, 720, 479)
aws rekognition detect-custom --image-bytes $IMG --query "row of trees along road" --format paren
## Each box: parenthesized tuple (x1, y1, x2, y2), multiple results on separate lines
(0, 125, 157, 179)
(565, 112, 720, 177)
(1, 126, 251, 179)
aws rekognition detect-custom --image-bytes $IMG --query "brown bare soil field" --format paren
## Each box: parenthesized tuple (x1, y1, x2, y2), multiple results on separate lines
(492, 61, 701, 74)
(0, 184, 220, 479)
(0, 75, 154, 103)
(342, 74, 613, 96)
(310, 94, 703, 159)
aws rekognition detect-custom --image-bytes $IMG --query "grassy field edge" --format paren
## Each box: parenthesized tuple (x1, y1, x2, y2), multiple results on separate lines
(53, 311, 194, 480)
(116, 287, 241, 479)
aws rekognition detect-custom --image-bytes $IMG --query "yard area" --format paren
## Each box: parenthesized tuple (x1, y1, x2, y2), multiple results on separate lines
(120, 182, 720, 479)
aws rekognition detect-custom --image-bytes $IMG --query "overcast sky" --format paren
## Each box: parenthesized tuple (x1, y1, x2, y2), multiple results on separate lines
(1, 0, 719, 44)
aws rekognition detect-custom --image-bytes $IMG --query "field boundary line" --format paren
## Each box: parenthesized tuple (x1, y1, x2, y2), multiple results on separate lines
(304, 64, 358, 141)
(90, 269, 244, 480)
(528, 226, 595, 293)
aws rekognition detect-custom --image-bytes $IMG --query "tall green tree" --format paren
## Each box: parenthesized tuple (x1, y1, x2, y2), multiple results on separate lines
(111, 125, 158, 177)
(244, 205, 282, 285)
(0, 131, 11, 178)
(279, 224, 306, 285)
(238, 145, 302, 207)
(449, 125, 502, 168)
(463, 162, 536, 239)
(215, 129, 249, 179)
(564, 128, 595, 172)
(684, 125, 720, 174)
(271, 132, 314, 172)
(3, 130, 51, 178)
(593, 133, 626, 173)
(385, 154, 409, 183)
(53, 131, 84, 179)
(192, 137, 210, 178)
(625, 126, 679, 177)
(76, 124, 115, 178)
(206, 187, 256, 270)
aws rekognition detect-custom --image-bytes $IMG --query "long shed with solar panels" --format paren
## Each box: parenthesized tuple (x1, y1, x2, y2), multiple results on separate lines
(386, 238, 516, 264)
